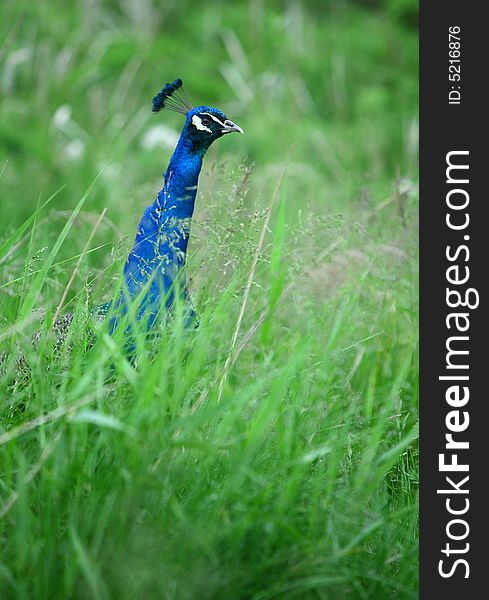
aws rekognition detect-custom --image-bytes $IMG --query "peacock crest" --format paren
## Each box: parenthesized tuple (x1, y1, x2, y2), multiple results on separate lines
(152, 78, 193, 114)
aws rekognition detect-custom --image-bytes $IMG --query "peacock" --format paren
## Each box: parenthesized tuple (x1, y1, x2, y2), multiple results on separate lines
(107, 78, 244, 335)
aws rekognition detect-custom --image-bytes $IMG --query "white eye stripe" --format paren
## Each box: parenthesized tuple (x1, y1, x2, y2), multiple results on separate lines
(199, 112, 225, 127)
(191, 114, 212, 133)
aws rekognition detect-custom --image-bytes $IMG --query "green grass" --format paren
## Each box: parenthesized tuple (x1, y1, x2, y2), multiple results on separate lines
(1, 1, 418, 598)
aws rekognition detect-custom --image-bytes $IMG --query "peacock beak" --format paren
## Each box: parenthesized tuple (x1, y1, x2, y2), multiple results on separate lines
(222, 119, 244, 135)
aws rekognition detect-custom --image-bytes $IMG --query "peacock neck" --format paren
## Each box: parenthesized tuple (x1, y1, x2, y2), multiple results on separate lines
(120, 135, 207, 321)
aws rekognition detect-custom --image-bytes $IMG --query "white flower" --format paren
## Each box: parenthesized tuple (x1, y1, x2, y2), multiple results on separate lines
(52, 105, 72, 130)
(64, 139, 85, 161)
(141, 124, 179, 151)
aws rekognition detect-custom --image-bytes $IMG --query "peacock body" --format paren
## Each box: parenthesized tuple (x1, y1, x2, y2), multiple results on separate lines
(108, 81, 243, 334)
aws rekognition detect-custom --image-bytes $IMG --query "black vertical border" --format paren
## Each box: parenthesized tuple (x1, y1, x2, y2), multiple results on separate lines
(420, 2, 486, 597)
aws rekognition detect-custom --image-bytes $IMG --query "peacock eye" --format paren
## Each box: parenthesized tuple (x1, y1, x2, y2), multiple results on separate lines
(201, 116, 212, 126)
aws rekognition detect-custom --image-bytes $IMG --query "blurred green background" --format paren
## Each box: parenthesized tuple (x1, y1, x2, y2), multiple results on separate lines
(1, 0, 417, 221)
(1, 1, 418, 598)
(1, 0, 418, 307)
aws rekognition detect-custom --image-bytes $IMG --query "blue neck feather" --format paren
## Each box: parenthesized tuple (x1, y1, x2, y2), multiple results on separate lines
(116, 131, 209, 330)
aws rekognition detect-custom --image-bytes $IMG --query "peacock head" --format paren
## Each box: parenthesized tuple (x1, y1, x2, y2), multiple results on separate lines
(152, 79, 243, 151)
